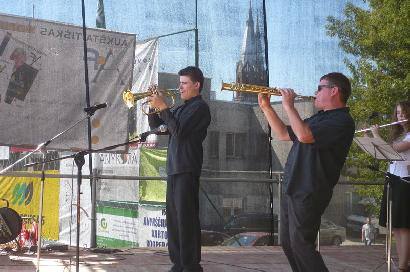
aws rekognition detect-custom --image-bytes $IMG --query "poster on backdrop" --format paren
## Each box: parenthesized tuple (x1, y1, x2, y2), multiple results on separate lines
(96, 201, 139, 248)
(94, 150, 139, 202)
(0, 172, 60, 240)
(138, 204, 167, 248)
(93, 150, 140, 248)
(133, 39, 158, 140)
(0, 13, 135, 150)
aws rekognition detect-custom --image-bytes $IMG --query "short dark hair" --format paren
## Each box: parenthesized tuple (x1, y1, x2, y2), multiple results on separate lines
(320, 72, 351, 104)
(178, 66, 204, 92)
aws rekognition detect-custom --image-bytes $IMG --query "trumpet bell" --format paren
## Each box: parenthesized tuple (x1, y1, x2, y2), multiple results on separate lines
(121, 85, 177, 114)
(122, 89, 136, 109)
(122, 89, 154, 109)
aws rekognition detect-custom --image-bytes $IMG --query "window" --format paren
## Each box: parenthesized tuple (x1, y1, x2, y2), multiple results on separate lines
(344, 192, 352, 215)
(226, 132, 246, 158)
(208, 131, 219, 158)
(222, 197, 243, 218)
(226, 133, 234, 157)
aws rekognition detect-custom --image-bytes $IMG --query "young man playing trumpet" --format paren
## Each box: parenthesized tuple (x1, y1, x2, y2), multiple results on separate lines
(258, 72, 355, 271)
(147, 66, 211, 272)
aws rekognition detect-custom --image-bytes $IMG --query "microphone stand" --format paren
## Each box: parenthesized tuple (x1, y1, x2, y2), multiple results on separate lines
(24, 133, 148, 272)
(36, 150, 46, 272)
(0, 106, 105, 272)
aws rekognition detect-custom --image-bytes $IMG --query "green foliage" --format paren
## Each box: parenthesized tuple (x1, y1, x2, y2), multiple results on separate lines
(326, 0, 410, 215)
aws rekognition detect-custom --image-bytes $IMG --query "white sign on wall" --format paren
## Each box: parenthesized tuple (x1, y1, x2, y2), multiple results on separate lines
(0, 146, 9, 160)
(138, 204, 167, 248)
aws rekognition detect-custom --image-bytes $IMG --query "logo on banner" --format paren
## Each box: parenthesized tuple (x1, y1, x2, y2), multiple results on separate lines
(87, 47, 127, 85)
(134, 56, 153, 73)
(11, 182, 33, 206)
(100, 218, 108, 230)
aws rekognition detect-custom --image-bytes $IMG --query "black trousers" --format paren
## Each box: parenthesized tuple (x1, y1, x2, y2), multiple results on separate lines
(379, 176, 410, 228)
(167, 173, 202, 272)
(280, 192, 332, 272)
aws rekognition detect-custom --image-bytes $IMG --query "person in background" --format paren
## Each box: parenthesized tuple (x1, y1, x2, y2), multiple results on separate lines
(371, 101, 410, 272)
(362, 217, 375, 246)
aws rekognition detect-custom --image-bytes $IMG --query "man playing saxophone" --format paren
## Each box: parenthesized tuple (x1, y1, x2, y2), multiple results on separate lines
(258, 72, 355, 272)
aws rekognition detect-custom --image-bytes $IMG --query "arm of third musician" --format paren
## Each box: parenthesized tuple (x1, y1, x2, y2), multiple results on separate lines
(258, 93, 290, 141)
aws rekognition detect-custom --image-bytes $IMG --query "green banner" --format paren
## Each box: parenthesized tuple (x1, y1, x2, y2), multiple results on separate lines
(96, 201, 139, 248)
(139, 147, 167, 203)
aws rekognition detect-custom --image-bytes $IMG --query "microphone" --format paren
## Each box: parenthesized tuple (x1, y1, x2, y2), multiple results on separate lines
(139, 125, 168, 142)
(84, 103, 108, 115)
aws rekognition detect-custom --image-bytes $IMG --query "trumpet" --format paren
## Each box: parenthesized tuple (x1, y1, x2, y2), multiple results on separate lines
(355, 119, 408, 133)
(221, 82, 315, 100)
(122, 85, 178, 115)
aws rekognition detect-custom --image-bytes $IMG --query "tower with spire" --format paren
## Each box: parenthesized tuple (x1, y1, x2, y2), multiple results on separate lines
(235, 1, 267, 104)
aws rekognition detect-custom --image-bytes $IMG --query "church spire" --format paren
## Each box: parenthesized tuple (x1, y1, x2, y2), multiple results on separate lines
(240, 1, 256, 65)
(235, 1, 267, 104)
(255, 13, 265, 70)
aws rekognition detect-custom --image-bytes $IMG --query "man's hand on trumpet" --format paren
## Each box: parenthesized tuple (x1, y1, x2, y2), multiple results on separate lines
(147, 90, 169, 112)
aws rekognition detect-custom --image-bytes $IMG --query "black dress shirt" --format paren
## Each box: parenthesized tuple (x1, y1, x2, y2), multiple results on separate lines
(284, 107, 355, 196)
(148, 95, 211, 176)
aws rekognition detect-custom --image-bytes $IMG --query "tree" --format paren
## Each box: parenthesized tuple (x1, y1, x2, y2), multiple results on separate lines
(326, 0, 410, 215)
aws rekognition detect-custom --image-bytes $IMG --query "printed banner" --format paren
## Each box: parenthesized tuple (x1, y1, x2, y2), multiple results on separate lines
(0, 171, 60, 240)
(138, 203, 167, 248)
(94, 150, 139, 202)
(133, 39, 159, 140)
(96, 201, 139, 248)
(139, 147, 167, 203)
(0, 13, 135, 150)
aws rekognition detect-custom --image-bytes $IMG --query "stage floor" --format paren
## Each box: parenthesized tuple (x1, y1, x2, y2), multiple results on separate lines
(0, 245, 392, 272)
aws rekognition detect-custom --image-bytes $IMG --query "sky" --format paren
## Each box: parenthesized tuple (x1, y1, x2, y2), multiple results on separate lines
(0, 0, 366, 100)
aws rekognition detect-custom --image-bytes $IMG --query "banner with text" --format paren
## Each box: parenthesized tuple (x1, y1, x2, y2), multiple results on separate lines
(96, 201, 139, 248)
(138, 203, 167, 248)
(0, 13, 135, 150)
